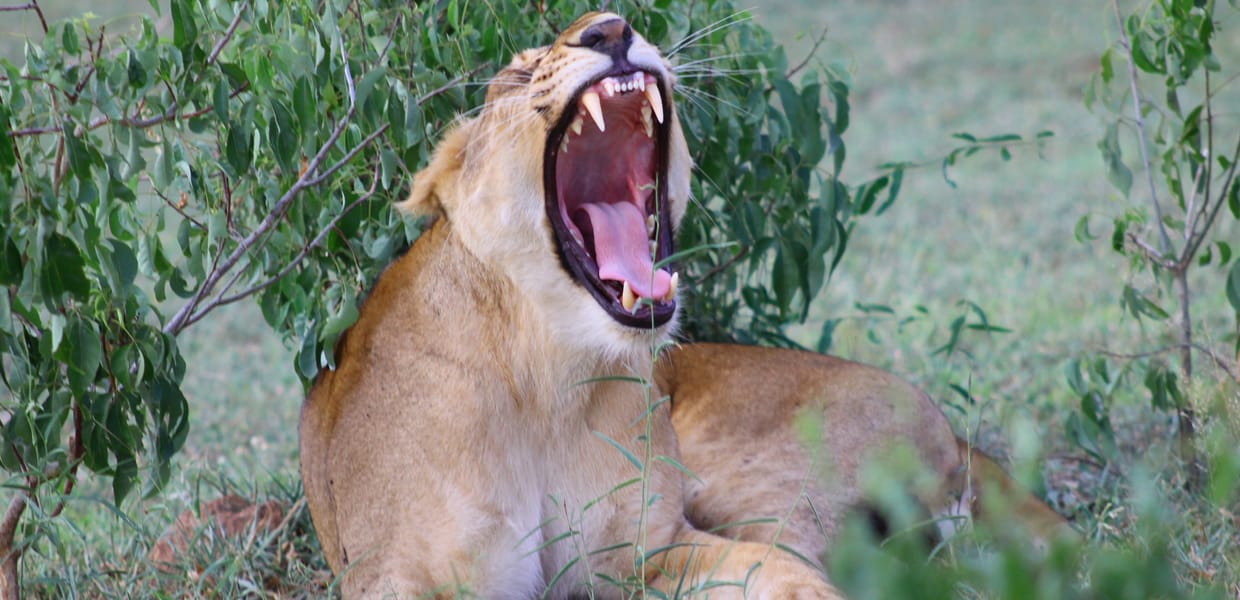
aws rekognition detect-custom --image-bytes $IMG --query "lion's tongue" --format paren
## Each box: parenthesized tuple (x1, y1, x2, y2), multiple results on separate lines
(579, 202, 670, 300)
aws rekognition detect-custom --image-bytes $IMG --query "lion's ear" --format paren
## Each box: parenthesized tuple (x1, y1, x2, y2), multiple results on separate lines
(396, 119, 474, 217)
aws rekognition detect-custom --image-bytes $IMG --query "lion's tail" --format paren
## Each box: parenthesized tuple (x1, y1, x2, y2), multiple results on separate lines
(951, 438, 1080, 545)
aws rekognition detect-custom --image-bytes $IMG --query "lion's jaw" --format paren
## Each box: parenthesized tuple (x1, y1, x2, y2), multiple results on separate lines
(414, 12, 691, 358)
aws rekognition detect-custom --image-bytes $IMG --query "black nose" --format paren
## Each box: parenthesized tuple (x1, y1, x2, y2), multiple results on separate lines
(579, 18, 633, 65)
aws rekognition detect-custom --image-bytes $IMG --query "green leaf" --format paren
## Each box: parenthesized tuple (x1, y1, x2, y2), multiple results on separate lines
(0, 104, 14, 169)
(62, 22, 80, 55)
(113, 454, 138, 504)
(127, 50, 147, 88)
(41, 233, 90, 303)
(1074, 215, 1096, 242)
(1122, 284, 1170, 321)
(1227, 259, 1240, 314)
(226, 123, 253, 173)
(212, 77, 230, 122)
(0, 237, 22, 285)
(591, 431, 643, 472)
(1144, 365, 1183, 410)
(320, 293, 360, 340)
(109, 239, 139, 293)
(772, 240, 800, 314)
(1098, 122, 1132, 197)
(170, 0, 198, 52)
(50, 313, 66, 355)
(67, 319, 103, 397)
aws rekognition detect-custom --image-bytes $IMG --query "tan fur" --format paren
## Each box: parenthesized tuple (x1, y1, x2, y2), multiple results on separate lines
(659, 344, 1077, 562)
(301, 12, 840, 599)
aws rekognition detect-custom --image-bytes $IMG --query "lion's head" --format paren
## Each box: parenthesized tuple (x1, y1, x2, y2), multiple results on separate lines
(400, 12, 691, 351)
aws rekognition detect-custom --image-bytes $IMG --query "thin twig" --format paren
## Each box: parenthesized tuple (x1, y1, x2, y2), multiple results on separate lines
(1126, 232, 1177, 269)
(1111, 0, 1174, 256)
(697, 246, 749, 284)
(785, 24, 829, 81)
(305, 124, 389, 186)
(1181, 132, 1240, 265)
(8, 83, 249, 138)
(206, 1, 249, 67)
(416, 64, 492, 107)
(46, 395, 83, 519)
(1097, 343, 1239, 382)
(183, 165, 381, 327)
(152, 187, 206, 231)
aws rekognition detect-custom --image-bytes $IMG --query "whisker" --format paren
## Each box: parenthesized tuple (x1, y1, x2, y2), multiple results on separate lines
(676, 85, 745, 116)
(674, 67, 766, 80)
(673, 52, 759, 71)
(668, 12, 753, 58)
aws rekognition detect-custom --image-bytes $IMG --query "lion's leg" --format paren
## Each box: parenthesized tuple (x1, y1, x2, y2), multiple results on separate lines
(646, 526, 844, 599)
(331, 471, 545, 599)
(662, 343, 1075, 563)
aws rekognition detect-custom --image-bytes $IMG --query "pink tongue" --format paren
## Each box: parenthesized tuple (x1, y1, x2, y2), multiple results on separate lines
(579, 202, 671, 300)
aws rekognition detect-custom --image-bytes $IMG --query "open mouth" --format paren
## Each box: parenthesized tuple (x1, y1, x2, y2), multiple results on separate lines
(543, 69, 677, 328)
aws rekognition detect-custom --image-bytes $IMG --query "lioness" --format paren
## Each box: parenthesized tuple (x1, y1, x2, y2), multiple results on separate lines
(300, 12, 1071, 599)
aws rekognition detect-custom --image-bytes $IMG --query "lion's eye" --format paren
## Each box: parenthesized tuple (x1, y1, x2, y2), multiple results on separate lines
(579, 30, 603, 48)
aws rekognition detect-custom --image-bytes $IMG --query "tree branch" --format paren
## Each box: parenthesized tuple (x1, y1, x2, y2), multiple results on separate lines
(0, 490, 28, 600)
(1126, 232, 1177, 270)
(181, 164, 382, 328)
(1181, 131, 1240, 266)
(207, 1, 249, 67)
(163, 42, 366, 336)
(0, 0, 45, 33)
(1111, 0, 1174, 256)
(1096, 343, 1239, 383)
(8, 83, 250, 138)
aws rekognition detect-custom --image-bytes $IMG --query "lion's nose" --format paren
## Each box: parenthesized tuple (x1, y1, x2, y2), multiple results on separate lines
(580, 17, 634, 65)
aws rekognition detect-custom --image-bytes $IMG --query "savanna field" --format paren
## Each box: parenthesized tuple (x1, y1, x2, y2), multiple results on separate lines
(2, 0, 1239, 597)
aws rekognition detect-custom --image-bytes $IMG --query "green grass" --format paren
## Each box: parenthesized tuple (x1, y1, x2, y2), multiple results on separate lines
(4, 0, 1240, 596)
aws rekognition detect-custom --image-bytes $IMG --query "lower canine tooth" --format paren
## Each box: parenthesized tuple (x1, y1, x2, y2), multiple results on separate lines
(621, 281, 636, 312)
(646, 214, 657, 236)
(571, 116, 583, 135)
(665, 272, 679, 302)
(560, 135, 569, 154)
(642, 105, 653, 138)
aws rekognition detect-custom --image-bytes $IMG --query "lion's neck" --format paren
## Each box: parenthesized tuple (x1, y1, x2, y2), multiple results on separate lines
(421, 218, 659, 411)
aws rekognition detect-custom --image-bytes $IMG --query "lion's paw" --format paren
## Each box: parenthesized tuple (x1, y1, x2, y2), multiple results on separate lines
(747, 560, 843, 600)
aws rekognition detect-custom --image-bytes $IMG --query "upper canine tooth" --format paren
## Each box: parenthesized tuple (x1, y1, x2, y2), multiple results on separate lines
(646, 214, 657, 236)
(581, 91, 605, 132)
(644, 85, 664, 124)
(621, 281, 636, 312)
